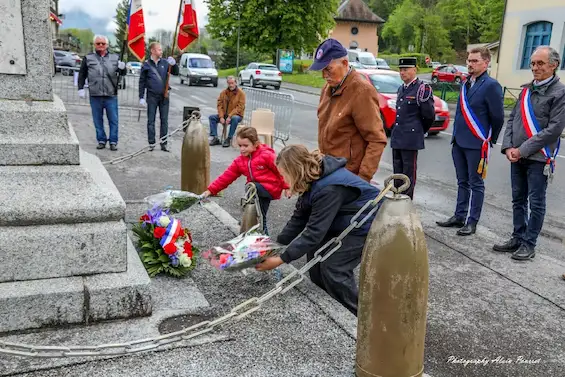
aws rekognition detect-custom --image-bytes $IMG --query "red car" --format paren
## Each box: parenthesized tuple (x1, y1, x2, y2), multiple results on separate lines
(431, 64, 469, 84)
(357, 69, 450, 136)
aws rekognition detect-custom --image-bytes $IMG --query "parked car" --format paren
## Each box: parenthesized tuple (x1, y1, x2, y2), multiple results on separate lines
(178, 53, 218, 87)
(431, 64, 469, 84)
(127, 61, 142, 75)
(349, 61, 366, 69)
(375, 58, 391, 70)
(347, 49, 379, 69)
(53, 50, 77, 75)
(357, 69, 450, 136)
(238, 63, 282, 90)
(430, 61, 441, 69)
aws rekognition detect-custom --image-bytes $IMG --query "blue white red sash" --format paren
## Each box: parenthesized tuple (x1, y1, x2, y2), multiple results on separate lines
(460, 84, 491, 178)
(520, 87, 560, 175)
(160, 218, 181, 247)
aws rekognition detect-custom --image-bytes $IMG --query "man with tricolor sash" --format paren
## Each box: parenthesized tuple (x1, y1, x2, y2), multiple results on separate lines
(494, 46, 565, 261)
(436, 47, 504, 236)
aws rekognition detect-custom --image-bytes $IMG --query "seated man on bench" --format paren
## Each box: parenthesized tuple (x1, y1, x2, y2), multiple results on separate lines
(209, 76, 246, 147)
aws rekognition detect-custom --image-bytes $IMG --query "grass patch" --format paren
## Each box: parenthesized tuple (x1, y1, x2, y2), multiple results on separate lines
(282, 72, 326, 88)
(217, 68, 237, 78)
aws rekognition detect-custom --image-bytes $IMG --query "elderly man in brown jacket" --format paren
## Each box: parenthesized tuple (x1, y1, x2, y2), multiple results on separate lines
(209, 76, 246, 147)
(310, 39, 387, 182)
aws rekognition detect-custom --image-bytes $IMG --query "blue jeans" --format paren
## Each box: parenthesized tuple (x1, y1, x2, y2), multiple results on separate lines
(511, 160, 548, 247)
(452, 143, 485, 224)
(209, 114, 242, 139)
(147, 94, 170, 146)
(90, 96, 119, 145)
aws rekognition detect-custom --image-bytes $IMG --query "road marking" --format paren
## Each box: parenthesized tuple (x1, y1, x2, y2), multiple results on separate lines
(439, 131, 565, 159)
(189, 95, 208, 103)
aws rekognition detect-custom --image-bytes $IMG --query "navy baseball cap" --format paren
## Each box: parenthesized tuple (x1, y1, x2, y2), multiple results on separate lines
(309, 39, 348, 71)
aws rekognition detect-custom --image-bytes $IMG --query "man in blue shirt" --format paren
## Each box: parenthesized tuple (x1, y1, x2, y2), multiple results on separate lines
(139, 42, 179, 152)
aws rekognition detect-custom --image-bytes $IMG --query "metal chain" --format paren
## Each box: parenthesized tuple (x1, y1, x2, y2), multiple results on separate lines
(0, 175, 405, 358)
(101, 116, 194, 166)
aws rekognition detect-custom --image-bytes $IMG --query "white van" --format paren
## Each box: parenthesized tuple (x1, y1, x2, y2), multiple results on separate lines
(347, 49, 378, 69)
(179, 53, 218, 87)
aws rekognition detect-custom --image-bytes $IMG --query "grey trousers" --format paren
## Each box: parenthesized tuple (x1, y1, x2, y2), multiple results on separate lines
(307, 234, 366, 316)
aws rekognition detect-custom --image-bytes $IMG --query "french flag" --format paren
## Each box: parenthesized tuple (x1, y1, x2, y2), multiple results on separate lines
(177, 0, 199, 52)
(160, 219, 181, 248)
(127, 0, 146, 61)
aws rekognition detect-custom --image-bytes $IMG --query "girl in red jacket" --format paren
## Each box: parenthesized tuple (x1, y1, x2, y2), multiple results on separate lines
(202, 127, 289, 234)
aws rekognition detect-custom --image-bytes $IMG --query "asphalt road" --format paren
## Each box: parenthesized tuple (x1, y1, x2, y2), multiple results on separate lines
(167, 78, 565, 236)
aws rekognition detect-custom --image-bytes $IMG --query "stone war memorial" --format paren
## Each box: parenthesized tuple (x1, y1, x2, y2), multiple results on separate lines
(0, 0, 152, 333)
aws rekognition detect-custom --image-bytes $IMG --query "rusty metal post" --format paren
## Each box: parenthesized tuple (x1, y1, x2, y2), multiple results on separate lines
(181, 111, 210, 194)
(356, 174, 429, 377)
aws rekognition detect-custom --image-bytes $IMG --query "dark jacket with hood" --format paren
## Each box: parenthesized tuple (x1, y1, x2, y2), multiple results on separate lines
(277, 156, 380, 263)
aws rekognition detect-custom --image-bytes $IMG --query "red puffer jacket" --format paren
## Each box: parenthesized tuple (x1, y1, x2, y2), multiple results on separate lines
(208, 144, 289, 199)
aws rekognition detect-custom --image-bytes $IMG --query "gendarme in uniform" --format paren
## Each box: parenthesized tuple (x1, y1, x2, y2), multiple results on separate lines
(391, 57, 435, 199)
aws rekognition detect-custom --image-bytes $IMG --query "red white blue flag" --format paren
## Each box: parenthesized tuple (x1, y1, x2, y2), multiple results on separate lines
(177, 0, 199, 52)
(127, 0, 146, 61)
(520, 87, 560, 174)
(460, 84, 492, 178)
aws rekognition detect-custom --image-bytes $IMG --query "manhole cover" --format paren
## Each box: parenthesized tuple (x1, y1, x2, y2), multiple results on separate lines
(158, 312, 215, 335)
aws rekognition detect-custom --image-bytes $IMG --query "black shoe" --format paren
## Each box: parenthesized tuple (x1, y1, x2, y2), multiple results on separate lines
(149, 144, 155, 151)
(222, 138, 232, 148)
(436, 216, 465, 228)
(493, 238, 521, 253)
(161, 144, 170, 152)
(110, 144, 118, 151)
(457, 223, 476, 236)
(209, 137, 221, 146)
(96, 143, 106, 150)
(511, 244, 535, 260)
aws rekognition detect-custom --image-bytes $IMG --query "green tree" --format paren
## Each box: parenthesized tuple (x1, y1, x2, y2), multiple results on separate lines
(206, 0, 339, 61)
(381, 0, 423, 52)
(60, 28, 95, 54)
(114, 0, 130, 60)
(478, 0, 505, 42)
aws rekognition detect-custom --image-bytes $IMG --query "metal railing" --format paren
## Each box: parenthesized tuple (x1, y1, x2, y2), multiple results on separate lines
(53, 66, 140, 109)
(429, 82, 518, 109)
(240, 87, 294, 144)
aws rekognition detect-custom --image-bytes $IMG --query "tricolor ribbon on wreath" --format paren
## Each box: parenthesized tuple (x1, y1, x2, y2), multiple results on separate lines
(160, 218, 181, 248)
(520, 87, 560, 183)
(460, 84, 492, 179)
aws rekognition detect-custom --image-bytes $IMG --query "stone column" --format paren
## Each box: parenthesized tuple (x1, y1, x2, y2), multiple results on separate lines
(0, 0, 152, 333)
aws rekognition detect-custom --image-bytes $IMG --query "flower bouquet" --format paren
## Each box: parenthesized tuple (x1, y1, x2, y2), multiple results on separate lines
(132, 207, 198, 278)
(202, 225, 284, 271)
(144, 190, 202, 214)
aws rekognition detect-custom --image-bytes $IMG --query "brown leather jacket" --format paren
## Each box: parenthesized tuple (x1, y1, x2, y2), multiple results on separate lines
(317, 70, 387, 182)
(217, 87, 246, 119)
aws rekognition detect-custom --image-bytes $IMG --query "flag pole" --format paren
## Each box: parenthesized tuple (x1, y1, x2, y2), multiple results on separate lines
(164, 0, 184, 99)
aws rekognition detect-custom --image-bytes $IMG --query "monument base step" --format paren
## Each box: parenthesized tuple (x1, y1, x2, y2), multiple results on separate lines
(0, 236, 152, 334)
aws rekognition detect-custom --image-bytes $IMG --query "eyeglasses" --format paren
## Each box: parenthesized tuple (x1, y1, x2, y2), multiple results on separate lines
(529, 61, 548, 68)
(95, 42, 107, 46)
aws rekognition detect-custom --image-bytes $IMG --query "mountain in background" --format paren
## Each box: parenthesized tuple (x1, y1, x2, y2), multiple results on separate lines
(59, 9, 117, 45)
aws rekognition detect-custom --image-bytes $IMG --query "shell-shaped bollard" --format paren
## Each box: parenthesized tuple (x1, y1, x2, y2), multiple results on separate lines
(181, 113, 210, 195)
(356, 192, 429, 377)
(240, 202, 259, 234)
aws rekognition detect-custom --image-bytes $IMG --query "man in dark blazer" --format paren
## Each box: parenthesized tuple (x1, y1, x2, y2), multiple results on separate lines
(436, 47, 505, 236)
(391, 57, 435, 199)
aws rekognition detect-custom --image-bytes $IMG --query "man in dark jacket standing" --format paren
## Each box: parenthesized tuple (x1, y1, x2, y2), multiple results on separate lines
(494, 46, 565, 261)
(436, 47, 504, 236)
(391, 57, 435, 199)
(139, 42, 179, 152)
(78, 35, 127, 151)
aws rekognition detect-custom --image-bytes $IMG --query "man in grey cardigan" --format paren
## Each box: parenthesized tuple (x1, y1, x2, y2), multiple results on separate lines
(494, 46, 565, 261)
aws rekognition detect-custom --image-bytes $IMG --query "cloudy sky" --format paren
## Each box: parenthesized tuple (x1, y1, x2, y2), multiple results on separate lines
(59, 0, 209, 35)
